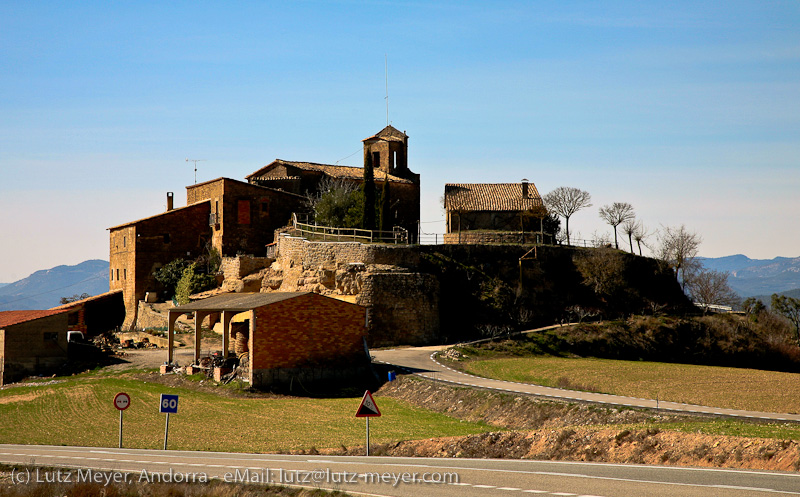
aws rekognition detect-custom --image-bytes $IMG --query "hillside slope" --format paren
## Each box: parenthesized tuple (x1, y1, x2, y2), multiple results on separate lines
(0, 259, 109, 311)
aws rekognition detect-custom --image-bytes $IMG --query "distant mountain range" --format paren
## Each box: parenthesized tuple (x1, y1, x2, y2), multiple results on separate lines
(699, 255, 800, 298)
(0, 260, 110, 311)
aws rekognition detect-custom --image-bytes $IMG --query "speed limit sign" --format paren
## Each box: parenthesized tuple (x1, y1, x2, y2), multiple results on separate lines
(114, 392, 131, 411)
(160, 394, 179, 413)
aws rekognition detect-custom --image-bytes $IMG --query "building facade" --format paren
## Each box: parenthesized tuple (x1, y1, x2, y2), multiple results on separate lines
(443, 181, 549, 244)
(0, 310, 69, 385)
(109, 125, 421, 330)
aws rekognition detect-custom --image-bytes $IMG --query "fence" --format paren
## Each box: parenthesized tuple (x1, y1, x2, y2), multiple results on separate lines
(290, 214, 409, 244)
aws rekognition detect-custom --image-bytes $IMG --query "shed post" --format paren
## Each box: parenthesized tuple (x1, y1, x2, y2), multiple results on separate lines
(167, 310, 181, 364)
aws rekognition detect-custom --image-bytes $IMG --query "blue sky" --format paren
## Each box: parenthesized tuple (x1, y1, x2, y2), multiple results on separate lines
(1, 1, 798, 282)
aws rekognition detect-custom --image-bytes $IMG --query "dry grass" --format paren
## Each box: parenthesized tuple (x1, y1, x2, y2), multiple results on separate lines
(462, 356, 800, 414)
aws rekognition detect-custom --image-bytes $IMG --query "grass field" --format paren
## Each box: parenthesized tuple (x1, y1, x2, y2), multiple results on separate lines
(460, 356, 800, 414)
(0, 374, 489, 452)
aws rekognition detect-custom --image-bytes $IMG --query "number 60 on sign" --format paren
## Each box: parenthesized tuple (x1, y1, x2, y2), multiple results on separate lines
(160, 394, 178, 413)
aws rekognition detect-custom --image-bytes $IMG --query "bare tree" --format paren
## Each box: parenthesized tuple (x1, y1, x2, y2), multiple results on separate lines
(632, 222, 649, 256)
(543, 187, 592, 246)
(591, 230, 612, 248)
(621, 218, 641, 254)
(771, 294, 800, 345)
(657, 224, 702, 293)
(688, 269, 740, 312)
(598, 202, 635, 249)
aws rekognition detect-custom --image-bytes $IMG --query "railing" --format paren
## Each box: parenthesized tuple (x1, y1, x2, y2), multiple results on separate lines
(290, 214, 409, 244)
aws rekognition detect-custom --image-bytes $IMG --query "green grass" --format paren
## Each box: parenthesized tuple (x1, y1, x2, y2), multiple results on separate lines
(653, 419, 800, 440)
(460, 356, 800, 414)
(0, 375, 489, 452)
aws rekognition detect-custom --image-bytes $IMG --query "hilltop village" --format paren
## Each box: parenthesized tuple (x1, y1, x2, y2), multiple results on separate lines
(0, 125, 687, 388)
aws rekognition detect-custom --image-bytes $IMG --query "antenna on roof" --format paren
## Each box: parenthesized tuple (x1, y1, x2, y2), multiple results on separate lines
(185, 158, 206, 184)
(385, 54, 389, 127)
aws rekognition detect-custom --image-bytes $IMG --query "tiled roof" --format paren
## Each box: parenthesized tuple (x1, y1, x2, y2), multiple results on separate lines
(362, 125, 407, 143)
(246, 159, 412, 184)
(50, 290, 123, 310)
(0, 310, 67, 328)
(108, 199, 210, 231)
(444, 182, 544, 212)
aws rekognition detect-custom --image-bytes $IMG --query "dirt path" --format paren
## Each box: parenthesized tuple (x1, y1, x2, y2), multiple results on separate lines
(103, 348, 200, 372)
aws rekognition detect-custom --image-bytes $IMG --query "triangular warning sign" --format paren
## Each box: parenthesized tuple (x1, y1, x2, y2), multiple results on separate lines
(355, 390, 381, 417)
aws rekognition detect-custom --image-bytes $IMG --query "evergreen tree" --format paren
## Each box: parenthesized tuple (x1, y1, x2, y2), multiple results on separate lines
(362, 152, 376, 230)
(379, 176, 391, 232)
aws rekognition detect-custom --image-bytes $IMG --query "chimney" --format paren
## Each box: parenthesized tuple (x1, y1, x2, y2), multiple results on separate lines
(521, 179, 529, 198)
(166, 192, 174, 211)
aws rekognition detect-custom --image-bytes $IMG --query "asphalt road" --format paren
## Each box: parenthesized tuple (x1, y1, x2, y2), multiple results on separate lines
(371, 344, 800, 423)
(1, 444, 800, 497)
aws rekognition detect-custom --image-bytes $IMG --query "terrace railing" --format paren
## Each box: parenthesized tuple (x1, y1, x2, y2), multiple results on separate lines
(290, 213, 409, 244)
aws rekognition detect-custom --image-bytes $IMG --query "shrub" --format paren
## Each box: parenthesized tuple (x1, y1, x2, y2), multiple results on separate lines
(153, 258, 191, 300)
(174, 263, 217, 304)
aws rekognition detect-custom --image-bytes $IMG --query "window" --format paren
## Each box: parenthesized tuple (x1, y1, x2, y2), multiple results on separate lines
(163, 233, 171, 244)
(43, 332, 58, 342)
(123, 236, 126, 247)
(124, 269, 127, 280)
(116, 269, 120, 280)
(110, 269, 114, 281)
(238, 200, 251, 224)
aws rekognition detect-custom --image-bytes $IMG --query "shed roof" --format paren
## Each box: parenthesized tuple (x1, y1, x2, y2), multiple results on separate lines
(50, 290, 123, 310)
(246, 159, 412, 184)
(171, 292, 317, 313)
(0, 310, 67, 328)
(444, 182, 544, 212)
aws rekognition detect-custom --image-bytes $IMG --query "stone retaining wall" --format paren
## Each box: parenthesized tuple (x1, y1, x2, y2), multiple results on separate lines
(276, 234, 419, 269)
(221, 256, 273, 279)
(443, 231, 545, 245)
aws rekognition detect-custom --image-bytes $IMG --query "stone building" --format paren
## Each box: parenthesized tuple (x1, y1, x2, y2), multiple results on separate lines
(247, 126, 420, 241)
(0, 310, 68, 385)
(109, 181, 306, 329)
(109, 125, 421, 330)
(166, 292, 367, 389)
(443, 180, 549, 244)
(50, 290, 125, 337)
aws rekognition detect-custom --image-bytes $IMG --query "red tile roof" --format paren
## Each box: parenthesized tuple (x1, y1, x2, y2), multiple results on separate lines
(0, 310, 67, 328)
(246, 159, 412, 184)
(444, 183, 544, 212)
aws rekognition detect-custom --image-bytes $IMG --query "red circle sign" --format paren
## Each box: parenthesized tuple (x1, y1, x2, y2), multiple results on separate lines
(114, 392, 131, 411)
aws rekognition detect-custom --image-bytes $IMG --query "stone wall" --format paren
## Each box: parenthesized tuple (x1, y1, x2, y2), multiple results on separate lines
(443, 231, 545, 245)
(356, 272, 440, 346)
(276, 233, 420, 269)
(267, 234, 439, 346)
(221, 256, 273, 280)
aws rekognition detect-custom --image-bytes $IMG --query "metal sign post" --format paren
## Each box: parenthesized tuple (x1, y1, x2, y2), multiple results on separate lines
(164, 413, 170, 450)
(159, 394, 179, 450)
(113, 392, 131, 449)
(355, 390, 381, 456)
